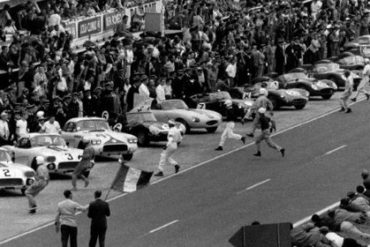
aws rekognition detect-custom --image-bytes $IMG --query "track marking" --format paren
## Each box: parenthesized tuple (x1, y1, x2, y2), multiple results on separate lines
(149, 220, 179, 234)
(236, 179, 271, 194)
(323, 145, 347, 156)
(293, 202, 339, 228)
(0, 98, 364, 245)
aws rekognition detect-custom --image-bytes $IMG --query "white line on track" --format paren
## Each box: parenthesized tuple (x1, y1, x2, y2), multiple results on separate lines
(293, 202, 340, 228)
(236, 179, 271, 194)
(0, 97, 364, 245)
(149, 220, 179, 234)
(324, 145, 347, 156)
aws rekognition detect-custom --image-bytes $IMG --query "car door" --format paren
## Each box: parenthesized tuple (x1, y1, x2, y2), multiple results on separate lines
(13, 137, 33, 166)
(152, 104, 170, 122)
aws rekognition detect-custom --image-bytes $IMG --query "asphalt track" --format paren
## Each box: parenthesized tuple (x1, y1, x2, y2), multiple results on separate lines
(3, 101, 370, 247)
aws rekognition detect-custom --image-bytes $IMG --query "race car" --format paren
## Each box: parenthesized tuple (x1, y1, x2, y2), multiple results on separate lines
(277, 72, 337, 99)
(61, 117, 138, 160)
(242, 78, 309, 110)
(0, 148, 35, 195)
(146, 99, 222, 133)
(335, 52, 365, 71)
(3, 133, 89, 176)
(186, 91, 254, 121)
(124, 111, 186, 146)
(343, 35, 370, 57)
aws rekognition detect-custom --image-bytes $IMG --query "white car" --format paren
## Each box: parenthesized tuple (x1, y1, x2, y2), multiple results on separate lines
(3, 133, 87, 175)
(0, 148, 35, 195)
(61, 117, 138, 160)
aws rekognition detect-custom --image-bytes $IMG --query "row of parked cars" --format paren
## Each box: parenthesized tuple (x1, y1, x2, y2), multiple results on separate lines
(0, 51, 365, 196)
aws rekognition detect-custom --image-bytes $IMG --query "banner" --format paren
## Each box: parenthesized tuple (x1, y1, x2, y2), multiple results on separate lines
(78, 16, 102, 38)
(104, 11, 125, 31)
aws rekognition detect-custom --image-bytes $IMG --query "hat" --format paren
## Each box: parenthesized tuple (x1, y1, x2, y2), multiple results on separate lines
(36, 111, 45, 119)
(258, 107, 266, 114)
(0, 111, 7, 117)
(259, 88, 268, 96)
(168, 119, 175, 125)
(224, 99, 232, 107)
(36, 156, 45, 165)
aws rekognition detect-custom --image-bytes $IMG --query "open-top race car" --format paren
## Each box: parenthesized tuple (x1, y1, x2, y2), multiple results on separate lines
(0, 148, 35, 195)
(124, 111, 185, 146)
(61, 117, 138, 161)
(3, 133, 90, 176)
(186, 91, 254, 121)
(242, 78, 309, 110)
(146, 99, 222, 133)
(335, 52, 365, 71)
(276, 72, 337, 99)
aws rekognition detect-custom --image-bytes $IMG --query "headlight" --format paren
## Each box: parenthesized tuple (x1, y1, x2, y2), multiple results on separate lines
(47, 163, 56, 170)
(24, 171, 35, 178)
(26, 178, 34, 186)
(280, 95, 285, 98)
(286, 90, 301, 97)
(45, 156, 56, 162)
(192, 117, 200, 122)
(90, 139, 102, 145)
(311, 84, 319, 90)
(128, 138, 137, 143)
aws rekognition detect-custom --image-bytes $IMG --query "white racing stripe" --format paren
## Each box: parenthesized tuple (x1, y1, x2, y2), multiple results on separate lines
(149, 220, 179, 234)
(324, 145, 347, 156)
(236, 179, 271, 194)
(0, 98, 365, 245)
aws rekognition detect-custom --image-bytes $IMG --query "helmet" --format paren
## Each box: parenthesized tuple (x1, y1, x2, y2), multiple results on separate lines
(365, 58, 370, 64)
(224, 99, 233, 107)
(36, 156, 45, 165)
(258, 107, 266, 114)
(259, 88, 268, 96)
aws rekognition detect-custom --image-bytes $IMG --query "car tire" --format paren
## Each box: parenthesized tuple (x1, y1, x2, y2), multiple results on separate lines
(176, 119, 190, 134)
(322, 93, 333, 100)
(295, 104, 306, 110)
(136, 130, 149, 147)
(122, 153, 133, 161)
(206, 127, 218, 133)
(270, 98, 280, 110)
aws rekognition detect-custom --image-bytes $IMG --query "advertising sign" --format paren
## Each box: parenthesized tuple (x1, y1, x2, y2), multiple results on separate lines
(78, 16, 102, 38)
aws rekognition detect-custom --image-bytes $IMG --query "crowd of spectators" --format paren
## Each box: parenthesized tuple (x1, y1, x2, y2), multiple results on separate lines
(291, 169, 370, 247)
(0, 0, 368, 145)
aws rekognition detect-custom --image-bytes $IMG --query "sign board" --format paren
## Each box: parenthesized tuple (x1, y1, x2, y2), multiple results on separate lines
(78, 16, 102, 38)
(104, 11, 125, 31)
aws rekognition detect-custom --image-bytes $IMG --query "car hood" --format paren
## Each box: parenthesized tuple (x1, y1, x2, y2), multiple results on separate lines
(79, 130, 137, 141)
(189, 109, 222, 120)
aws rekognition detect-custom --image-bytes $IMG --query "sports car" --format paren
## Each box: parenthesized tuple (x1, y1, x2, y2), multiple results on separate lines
(0, 148, 35, 195)
(335, 52, 365, 71)
(186, 91, 254, 121)
(277, 72, 337, 99)
(147, 99, 222, 133)
(124, 111, 186, 146)
(242, 78, 309, 110)
(3, 133, 89, 175)
(309, 60, 361, 89)
(61, 117, 138, 161)
(343, 35, 370, 57)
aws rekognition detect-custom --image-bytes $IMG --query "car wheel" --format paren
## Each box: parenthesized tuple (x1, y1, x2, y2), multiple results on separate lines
(206, 127, 218, 133)
(270, 98, 280, 110)
(122, 153, 133, 161)
(322, 92, 333, 100)
(176, 119, 190, 134)
(295, 104, 306, 110)
(136, 131, 149, 147)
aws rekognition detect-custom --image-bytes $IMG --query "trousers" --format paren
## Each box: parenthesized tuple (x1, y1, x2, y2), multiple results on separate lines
(255, 130, 281, 152)
(219, 122, 241, 146)
(89, 226, 107, 247)
(158, 142, 178, 171)
(61, 225, 78, 247)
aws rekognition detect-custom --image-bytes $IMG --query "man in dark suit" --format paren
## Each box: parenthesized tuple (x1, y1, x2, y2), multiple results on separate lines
(88, 190, 111, 247)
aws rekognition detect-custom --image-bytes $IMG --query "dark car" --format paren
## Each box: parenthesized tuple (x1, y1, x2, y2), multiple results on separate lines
(186, 91, 254, 121)
(277, 72, 337, 99)
(242, 79, 309, 110)
(123, 111, 185, 146)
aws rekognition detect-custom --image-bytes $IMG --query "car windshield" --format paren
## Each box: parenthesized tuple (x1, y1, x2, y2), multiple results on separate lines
(76, 120, 110, 131)
(339, 56, 364, 65)
(208, 91, 232, 101)
(314, 63, 340, 72)
(282, 73, 308, 81)
(30, 135, 66, 147)
(0, 150, 12, 162)
(161, 100, 188, 110)
(128, 112, 157, 123)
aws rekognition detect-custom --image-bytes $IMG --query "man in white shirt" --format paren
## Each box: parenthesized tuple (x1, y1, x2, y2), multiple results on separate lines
(352, 59, 370, 102)
(155, 120, 182, 177)
(0, 111, 10, 145)
(155, 78, 166, 104)
(41, 116, 61, 134)
(138, 75, 150, 98)
(55, 190, 87, 247)
(16, 111, 28, 139)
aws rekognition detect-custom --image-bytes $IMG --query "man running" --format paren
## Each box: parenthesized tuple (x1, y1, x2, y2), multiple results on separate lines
(25, 156, 49, 214)
(72, 141, 95, 191)
(253, 107, 285, 157)
(339, 70, 353, 113)
(352, 58, 370, 102)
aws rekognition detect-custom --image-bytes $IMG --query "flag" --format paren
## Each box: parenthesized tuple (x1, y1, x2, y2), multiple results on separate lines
(111, 162, 153, 193)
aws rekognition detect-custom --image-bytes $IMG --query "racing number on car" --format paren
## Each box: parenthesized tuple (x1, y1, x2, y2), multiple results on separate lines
(65, 153, 73, 160)
(2, 169, 10, 177)
(197, 103, 206, 109)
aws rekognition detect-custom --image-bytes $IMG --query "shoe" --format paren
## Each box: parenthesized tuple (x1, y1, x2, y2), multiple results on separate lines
(174, 165, 180, 174)
(155, 171, 164, 177)
(345, 108, 352, 113)
(215, 146, 223, 151)
(253, 151, 261, 157)
(280, 148, 285, 157)
(241, 136, 246, 144)
(246, 133, 254, 138)
(339, 107, 345, 112)
(366, 94, 370, 101)
(29, 209, 36, 214)
(351, 98, 357, 102)
(84, 180, 89, 188)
